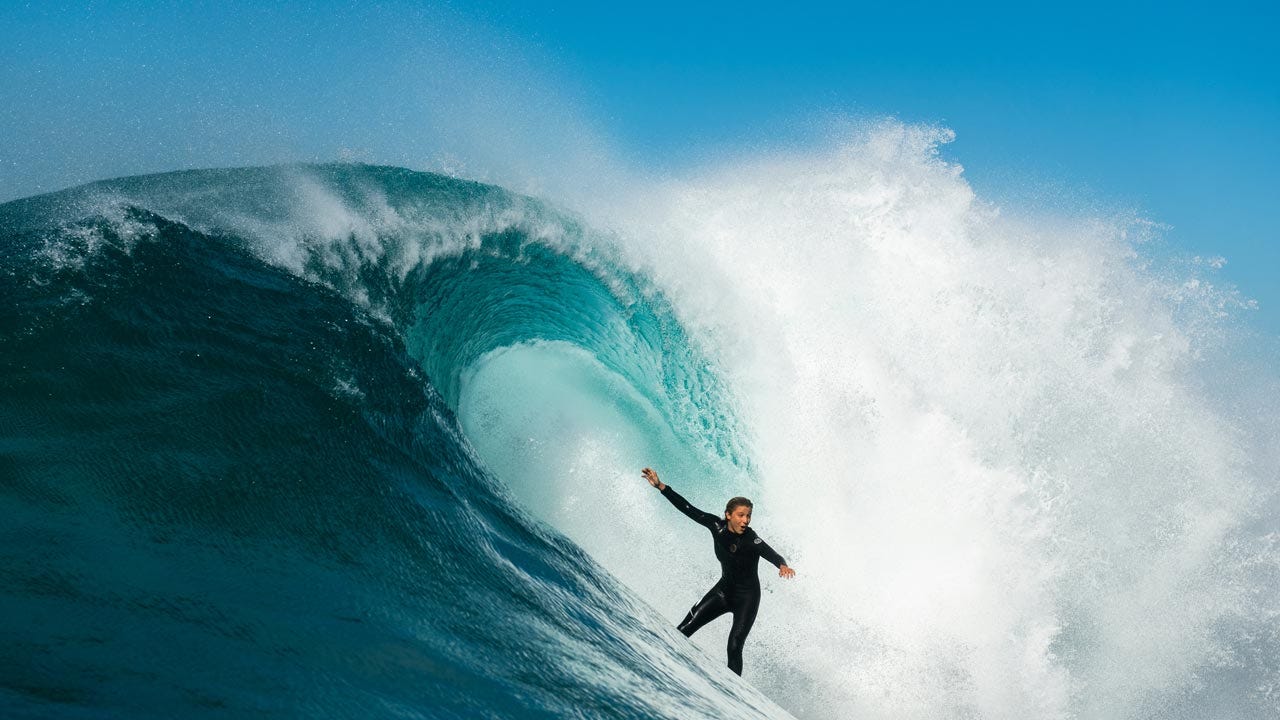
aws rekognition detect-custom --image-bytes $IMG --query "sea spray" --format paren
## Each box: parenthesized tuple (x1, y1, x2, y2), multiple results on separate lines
(563, 120, 1276, 719)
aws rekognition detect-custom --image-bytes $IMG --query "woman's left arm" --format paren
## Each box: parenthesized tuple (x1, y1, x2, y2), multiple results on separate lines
(757, 538, 796, 578)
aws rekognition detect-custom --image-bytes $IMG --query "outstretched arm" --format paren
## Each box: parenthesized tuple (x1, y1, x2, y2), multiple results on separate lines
(642, 468, 719, 530)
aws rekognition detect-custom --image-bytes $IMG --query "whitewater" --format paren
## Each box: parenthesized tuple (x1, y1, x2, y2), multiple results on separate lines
(2, 122, 1277, 720)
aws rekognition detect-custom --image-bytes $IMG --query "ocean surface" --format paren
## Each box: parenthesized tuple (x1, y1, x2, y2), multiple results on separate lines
(3, 131, 1278, 719)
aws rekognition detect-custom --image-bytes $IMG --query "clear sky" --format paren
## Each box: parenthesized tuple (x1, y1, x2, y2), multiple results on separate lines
(2, 1, 1276, 334)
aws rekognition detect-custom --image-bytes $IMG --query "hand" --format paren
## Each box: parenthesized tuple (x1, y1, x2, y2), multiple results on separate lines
(642, 467, 666, 491)
(779, 565, 796, 579)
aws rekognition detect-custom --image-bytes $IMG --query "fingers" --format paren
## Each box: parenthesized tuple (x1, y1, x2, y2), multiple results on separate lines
(641, 468, 664, 491)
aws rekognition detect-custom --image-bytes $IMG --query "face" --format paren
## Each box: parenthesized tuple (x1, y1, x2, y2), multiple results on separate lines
(725, 505, 752, 534)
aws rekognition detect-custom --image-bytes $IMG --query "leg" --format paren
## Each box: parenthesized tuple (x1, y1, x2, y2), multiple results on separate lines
(677, 585, 730, 638)
(725, 591, 761, 675)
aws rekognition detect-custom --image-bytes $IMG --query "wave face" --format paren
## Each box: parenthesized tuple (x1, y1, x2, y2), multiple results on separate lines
(0, 165, 780, 719)
(2, 132, 1278, 720)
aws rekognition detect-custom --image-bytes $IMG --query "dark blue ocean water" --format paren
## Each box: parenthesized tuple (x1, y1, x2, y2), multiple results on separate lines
(0, 166, 786, 719)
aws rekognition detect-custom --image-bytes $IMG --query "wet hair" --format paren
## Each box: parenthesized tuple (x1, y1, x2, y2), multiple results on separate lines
(724, 496, 754, 515)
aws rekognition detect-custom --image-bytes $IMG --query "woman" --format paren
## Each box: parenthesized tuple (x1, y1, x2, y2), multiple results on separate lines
(642, 467, 796, 675)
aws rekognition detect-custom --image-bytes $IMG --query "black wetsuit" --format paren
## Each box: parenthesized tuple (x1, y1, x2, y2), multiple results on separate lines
(660, 485, 787, 675)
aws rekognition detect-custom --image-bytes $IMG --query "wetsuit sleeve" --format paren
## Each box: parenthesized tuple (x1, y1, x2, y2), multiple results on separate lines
(756, 537, 787, 568)
(659, 485, 720, 530)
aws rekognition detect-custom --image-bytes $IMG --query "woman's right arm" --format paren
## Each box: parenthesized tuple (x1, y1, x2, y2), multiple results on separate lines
(643, 468, 719, 530)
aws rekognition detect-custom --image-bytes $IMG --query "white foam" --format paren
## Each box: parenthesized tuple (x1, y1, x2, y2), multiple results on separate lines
(573, 120, 1280, 719)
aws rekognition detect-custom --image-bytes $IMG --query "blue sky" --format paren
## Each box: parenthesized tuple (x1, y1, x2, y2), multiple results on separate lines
(3, 1, 1276, 334)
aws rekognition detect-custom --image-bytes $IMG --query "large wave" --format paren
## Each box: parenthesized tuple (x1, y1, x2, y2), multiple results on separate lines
(2, 123, 1276, 720)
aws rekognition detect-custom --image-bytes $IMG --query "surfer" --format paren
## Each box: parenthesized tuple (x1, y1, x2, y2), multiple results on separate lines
(642, 467, 795, 676)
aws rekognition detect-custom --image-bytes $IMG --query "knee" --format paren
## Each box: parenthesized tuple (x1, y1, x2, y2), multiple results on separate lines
(726, 631, 747, 654)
